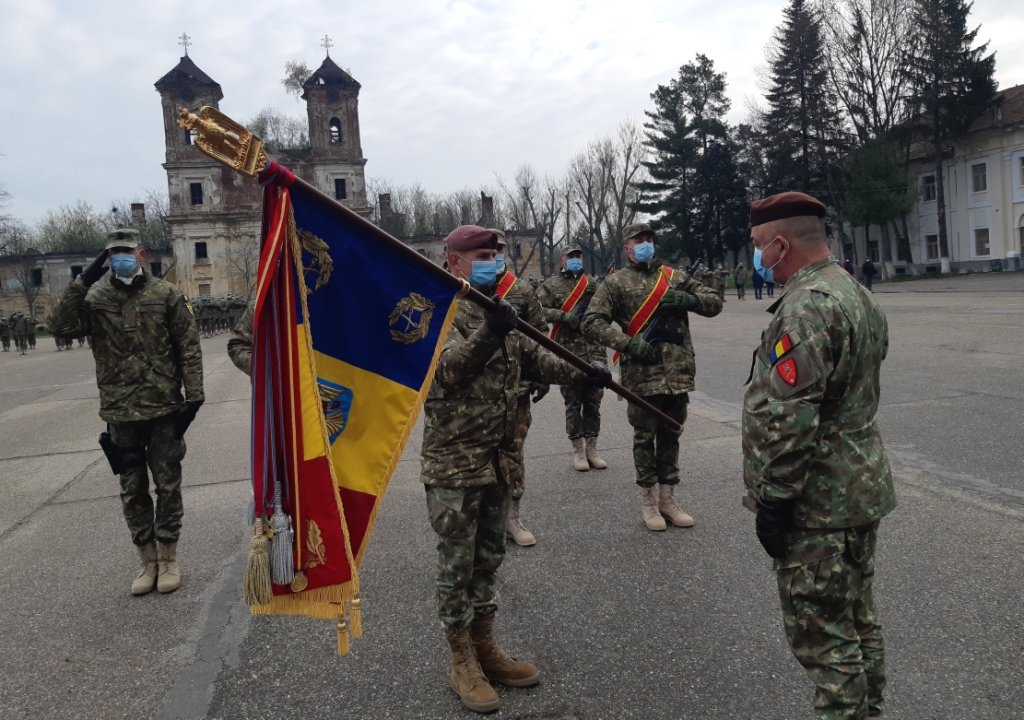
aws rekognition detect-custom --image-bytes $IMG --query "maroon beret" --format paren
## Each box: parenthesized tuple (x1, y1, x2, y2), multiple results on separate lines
(749, 192, 827, 227)
(445, 225, 497, 252)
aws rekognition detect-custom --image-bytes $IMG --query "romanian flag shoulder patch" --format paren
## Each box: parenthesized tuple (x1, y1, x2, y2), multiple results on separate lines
(769, 333, 797, 364)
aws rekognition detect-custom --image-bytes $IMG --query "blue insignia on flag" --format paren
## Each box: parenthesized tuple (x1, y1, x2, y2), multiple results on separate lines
(317, 377, 353, 444)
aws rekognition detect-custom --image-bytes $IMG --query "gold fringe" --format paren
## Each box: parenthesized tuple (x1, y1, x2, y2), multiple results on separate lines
(337, 618, 350, 655)
(243, 520, 273, 607)
(349, 596, 362, 638)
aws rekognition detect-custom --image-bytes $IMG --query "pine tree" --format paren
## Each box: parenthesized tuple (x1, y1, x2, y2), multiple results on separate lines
(761, 0, 847, 198)
(636, 54, 746, 263)
(902, 0, 997, 260)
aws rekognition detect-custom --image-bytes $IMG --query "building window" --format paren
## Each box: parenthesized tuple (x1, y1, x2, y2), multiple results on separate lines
(1019, 226, 1024, 255)
(973, 228, 990, 256)
(195, 241, 208, 260)
(1019, 157, 1024, 186)
(150, 261, 163, 277)
(971, 163, 987, 193)
(329, 117, 342, 144)
(867, 240, 880, 263)
(921, 174, 936, 202)
(198, 283, 211, 296)
(70, 265, 83, 279)
(189, 182, 204, 205)
(334, 178, 347, 200)
(30, 268, 43, 287)
(925, 234, 939, 260)
(184, 128, 199, 146)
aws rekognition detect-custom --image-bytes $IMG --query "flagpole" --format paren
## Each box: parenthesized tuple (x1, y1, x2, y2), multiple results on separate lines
(173, 106, 681, 433)
(286, 175, 683, 434)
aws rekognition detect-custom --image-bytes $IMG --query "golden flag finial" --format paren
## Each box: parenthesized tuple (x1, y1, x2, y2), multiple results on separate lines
(176, 106, 269, 177)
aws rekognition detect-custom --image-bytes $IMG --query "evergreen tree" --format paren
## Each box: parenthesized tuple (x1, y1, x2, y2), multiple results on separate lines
(844, 138, 915, 265)
(636, 54, 746, 263)
(902, 0, 997, 260)
(761, 0, 848, 198)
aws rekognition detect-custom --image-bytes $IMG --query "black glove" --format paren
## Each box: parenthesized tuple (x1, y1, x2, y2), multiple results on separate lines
(589, 362, 613, 388)
(484, 297, 518, 337)
(174, 400, 203, 438)
(623, 336, 658, 364)
(529, 383, 549, 403)
(755, 497, 795, 559)
(559, 311, 581, 330)
(661, 289, 699, 312)
(80, 250, 110, 287)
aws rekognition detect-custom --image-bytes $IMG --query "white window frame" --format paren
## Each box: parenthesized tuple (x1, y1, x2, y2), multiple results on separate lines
(921, 174, 937, 203)
(973, 228, 990, 257)
(924, 234, 939, 261)
(971, 162, 987, 193)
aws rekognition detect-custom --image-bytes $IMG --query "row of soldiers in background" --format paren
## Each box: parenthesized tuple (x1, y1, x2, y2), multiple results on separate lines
(54, 334, 89, 351)
(191, 295, 248, 337)
(0, 312, 37, 354)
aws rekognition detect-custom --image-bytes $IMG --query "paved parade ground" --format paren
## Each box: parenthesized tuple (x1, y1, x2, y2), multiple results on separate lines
(0, 272, 1021, 720)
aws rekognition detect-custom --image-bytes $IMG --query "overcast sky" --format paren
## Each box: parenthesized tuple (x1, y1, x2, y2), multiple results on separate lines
(2, 0, 1022, 225)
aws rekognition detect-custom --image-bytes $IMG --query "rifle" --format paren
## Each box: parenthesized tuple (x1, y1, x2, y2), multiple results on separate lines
(640, 260, 703, 345)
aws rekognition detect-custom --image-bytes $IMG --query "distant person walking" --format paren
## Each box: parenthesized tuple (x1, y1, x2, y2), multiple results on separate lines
(861, 258, 877, 291)
(751, 268, 764, 300)
(733, 263, 747, 300)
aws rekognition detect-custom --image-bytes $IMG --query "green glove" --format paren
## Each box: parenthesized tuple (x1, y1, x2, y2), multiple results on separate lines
(661, 289, 699, 311)
(623, 336, 658, 364)
(559, 311, 581, 330)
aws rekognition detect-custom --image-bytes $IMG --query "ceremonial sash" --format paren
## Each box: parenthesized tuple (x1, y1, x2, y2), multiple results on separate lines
(611, 266, 675, 365)
(496, 271, 518, 299)
(550, 274, 589, 340)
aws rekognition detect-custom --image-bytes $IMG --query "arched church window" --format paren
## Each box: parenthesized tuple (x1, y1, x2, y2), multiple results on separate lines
(329, 117, 342, 144)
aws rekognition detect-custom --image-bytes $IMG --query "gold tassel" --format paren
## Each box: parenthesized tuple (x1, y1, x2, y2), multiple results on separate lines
(243, 519, 273, 607)
(349, 596, 362, 638)
(337, 618, 350, 655)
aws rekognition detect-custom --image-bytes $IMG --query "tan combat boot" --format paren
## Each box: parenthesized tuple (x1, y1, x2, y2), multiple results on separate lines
(506, 499, 536, 547)
(658, 484, 695, 527)
(131, 542, 158, 596)
(641, 486, 667, 531)
(471, 613, 540, 687)
(446, 627, 500, 713)
(584, 437, 608, 469)
(156, 542, 181, 593)
(571, 438, 590, 472)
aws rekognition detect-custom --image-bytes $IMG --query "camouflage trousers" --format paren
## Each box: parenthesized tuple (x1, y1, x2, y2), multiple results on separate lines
(560, 382, 603, 440)
(109, 415, 187, 546)
(1, 335, 9, 351)
(776, 523, 885, 720)
(504, 393, 533, 501)
(425, 480, 511, 632)
(625, 393, 688, 487)
(14, 334, 28, 352)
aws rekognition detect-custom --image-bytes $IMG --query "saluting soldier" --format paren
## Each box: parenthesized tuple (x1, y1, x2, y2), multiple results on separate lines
(537, 244, 609, 472)
(50, 229, 204, 596)
(490, 230, 549, 547)
(583, 223, 722, 531)
(422, 225, 610, 713)
(743, 192, 895, 720)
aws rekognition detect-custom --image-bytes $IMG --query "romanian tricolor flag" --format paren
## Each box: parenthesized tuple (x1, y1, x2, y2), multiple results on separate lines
(246, 162, 461, 653)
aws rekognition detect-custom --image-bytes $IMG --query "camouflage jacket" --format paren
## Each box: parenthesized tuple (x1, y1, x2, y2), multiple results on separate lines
(0, 317, 8, 337)
(421, 298, 587, 488)
(12, 314, 32, 335)
(50, 273, 205, 422)
(582, 258, 722, 395)
(537, 271, 606, 363)
(227, 301, 255, 376)
(741, 258, 896, 529)
(495, 271, 548, 395)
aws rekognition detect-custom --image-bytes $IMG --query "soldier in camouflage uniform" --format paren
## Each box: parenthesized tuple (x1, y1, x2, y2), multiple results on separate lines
(12, 312, 31, 354)
(227, 299, 255, 376)
(583, 223, 722, 531)
(0, 314, 11, 351)
(537, 244, 609, 472)
(491, 231, 548, 547)
(50, 229, 205, 597)
(422, 225, 610, 713)
(742, 192, 895, 720)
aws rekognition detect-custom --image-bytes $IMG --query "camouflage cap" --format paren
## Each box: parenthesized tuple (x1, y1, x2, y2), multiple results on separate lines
(622, 223, 655, 241)
(562, 244, 583, 255)
(105, 228, 141, 250)
(444, 225, 497, 252)
(749, 191, 826, 227)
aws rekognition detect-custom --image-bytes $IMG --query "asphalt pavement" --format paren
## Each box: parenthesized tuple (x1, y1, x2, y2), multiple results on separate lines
(0, 272, 1021, 720)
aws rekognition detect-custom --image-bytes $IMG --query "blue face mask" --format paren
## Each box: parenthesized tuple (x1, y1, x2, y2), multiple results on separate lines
(459, 255, 497, 288)
(110, 253, 139, 278)
(495, 254, 505, 274)
(632, 241, 655, 263)
(753, 238, 781, 284)
(566, 258, 583, 273)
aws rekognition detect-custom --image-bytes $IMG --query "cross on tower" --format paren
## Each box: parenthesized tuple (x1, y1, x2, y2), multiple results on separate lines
(321, 34, 333, 57)
(179, 32, 192, 56)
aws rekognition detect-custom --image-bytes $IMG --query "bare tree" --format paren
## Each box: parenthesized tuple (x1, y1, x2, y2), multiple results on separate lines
(568, 140, 614, 274)
(1, 221, 43, 319)
(222, 229, 261, 300)
(602, 120, 648, 270)
(282, 61, 313, 100)
(495, 166, 543, 275)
